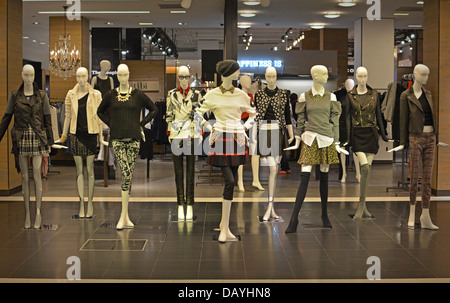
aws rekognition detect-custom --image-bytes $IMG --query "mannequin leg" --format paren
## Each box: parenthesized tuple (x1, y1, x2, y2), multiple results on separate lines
(251, 155, 264, 190)
(237, 165, 245, 192)
(353, 152, 374, 219)
(263, 158, 280, 221)
(419, 135, 438, 230)
(172, 153, 185, 220)
(86, 155, 95, 218)
(319, 164, 332, 228)
(31, 155, 43, 229)
(185, 151, 195, 221)
(408, 135, 422, 228)
(19, 155, 31, 229)
(73, 156, 85, 218)
(353, 153, 361, 182)
(340, 149, 347, 183)
(285, 164, 312, 233)
(219, 166, 238, 242)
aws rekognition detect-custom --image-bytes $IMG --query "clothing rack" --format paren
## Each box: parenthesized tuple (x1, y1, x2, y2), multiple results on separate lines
(386, 148, 410, 194)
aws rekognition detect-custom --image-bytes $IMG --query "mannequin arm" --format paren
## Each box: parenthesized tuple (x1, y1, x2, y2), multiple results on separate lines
(99, 132, 108, 146)
(437, 142, 449, 147)
(51, 143, 68, 149)
(388, 145, 404, 152)
(287, 124, 294, 144)
(335, 142, 349, 155)
(284, 135, 301, 151)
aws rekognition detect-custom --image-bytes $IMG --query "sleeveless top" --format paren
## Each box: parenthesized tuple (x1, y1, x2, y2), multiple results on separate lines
(94, 76, 112, 97)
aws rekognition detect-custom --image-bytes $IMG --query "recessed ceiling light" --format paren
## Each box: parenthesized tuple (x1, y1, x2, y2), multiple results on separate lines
(243, 0, 260, 5)
(105, 21, 114, 25)
(33, 21, 39, 25)
(139, 22, 153, 26)
(408, 24, 423, 28)
(324, 12, 340, 18)
(178, 22, 187, 26)
(417, 1, 424, 4)
(394, 13, 410, 16)
(338, 0, 356, 7)
(238, 22, 252, 28)
(170, 10, 186, 14)
(22, 36, 30, 39)
(240, 10, 256, 17)
(311, 24, 325, 29)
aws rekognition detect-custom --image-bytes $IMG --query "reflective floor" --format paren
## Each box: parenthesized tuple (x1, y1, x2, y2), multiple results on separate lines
(0, 157, 449, 282)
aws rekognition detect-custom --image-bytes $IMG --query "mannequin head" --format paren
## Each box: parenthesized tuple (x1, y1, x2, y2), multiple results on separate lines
(413, 64, 430, 86)
(22, 64, 35, 86)
(265, 66, 277, 90)
(178, 65, 191, 90)
(239, 74, 252, 93)
(355, 67, 368, 87)
(76, 67, 89, 87)
(100, 60, 111, 74)
(117, 64, 130, 87)
(223, 69, 240, 82)
(216, 60, 240, 82)
(310, 65, 329, 84)
(345, 79, 355, 92)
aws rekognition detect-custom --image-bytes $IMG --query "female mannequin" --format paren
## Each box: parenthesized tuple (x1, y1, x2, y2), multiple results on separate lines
(195, 60, 256, 243)
(0, 65, 56, 229)
(346, 67, 390, 219)
(237, 74, 260, 192)
(254, 67, 294, 221)
(389, 64, 446, 230)
(58, 67, 107, 218)
(97, 64, 158, 230)
(166, 65, 202, 221)
(91, 60, 114, 97)
(285, 65, 347, 232)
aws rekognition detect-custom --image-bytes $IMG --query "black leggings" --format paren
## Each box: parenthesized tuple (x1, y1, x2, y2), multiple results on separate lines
(221, 166, 239, 200)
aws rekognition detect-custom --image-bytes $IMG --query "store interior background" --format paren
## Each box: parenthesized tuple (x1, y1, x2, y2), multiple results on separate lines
(2, 0, 449, 200)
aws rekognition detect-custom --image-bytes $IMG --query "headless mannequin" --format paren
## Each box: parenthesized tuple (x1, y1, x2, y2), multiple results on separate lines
(218, 69, 241, 243)
(285, 65, 348, 231)
(58, 67, 108, 218)
(340, 79, 361, 183)
(389, 64, 447, 230)
(172, 65, 194, 221)
(260, 67, 294, 221)
(91, 60, 114, 93)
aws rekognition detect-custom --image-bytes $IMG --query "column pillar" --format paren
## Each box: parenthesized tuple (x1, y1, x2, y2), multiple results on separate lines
(224, 0, 238, 60)
(0, 0, 22, 194)
(423, 0, 450, 195)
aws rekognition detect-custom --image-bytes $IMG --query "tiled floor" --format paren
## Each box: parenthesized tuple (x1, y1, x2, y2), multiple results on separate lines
(0, 157, 449, 282)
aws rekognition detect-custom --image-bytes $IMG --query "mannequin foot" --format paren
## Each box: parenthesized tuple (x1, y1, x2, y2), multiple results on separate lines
(34, 210, 42, 229)
(78, 201, 85, 218)
(322, 215, 332, 229)
(218, 226, 236, 243)
(178, 205, 185, 221)
(408, 205, 416, 229)
(24, 214, 31, 229)
(263, 202, 279, 221)
(285, 216, 299, 233)
(340, 174, 346, 183)
(420, 209, 439, 230)
(252, 182, 265, 191)
(116, 216, 134, 230)
(86, 202, 94, 218)
(238, 182, 245, 192)
(186, 205, 194, 221)
(125, 216, 134, 228)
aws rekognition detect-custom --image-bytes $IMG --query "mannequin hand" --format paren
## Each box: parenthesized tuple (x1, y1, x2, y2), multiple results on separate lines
(284, 136, 300, 151)
(388, 145, 404, 152)
(388, 139, 395, 143)
(141, 127, 145, 142)
(437, 142, 449, 147)
(100, 139, 109, 147)
(56, 134, 67, 144)
(51, 144, 68, 149)
(335, 143, 349, 155)
(342, 142, 348, 147)
(288, 136, 294, 145)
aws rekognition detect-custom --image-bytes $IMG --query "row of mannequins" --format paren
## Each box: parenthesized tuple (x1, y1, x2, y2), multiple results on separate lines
(0, 61, 442, 242)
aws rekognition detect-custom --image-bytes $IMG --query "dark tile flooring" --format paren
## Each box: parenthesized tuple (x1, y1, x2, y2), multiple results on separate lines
(0, 199, 449, 281)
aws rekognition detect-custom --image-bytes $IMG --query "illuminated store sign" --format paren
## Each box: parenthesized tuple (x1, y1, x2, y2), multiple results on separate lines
(237, 60, 283, 69)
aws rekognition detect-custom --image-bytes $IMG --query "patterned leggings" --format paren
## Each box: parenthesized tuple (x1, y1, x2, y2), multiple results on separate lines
(409, 132, 436, 209)
(112, 139, 140, 192)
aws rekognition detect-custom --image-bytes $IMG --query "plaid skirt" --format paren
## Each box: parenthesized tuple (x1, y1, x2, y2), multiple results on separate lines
(19, 125, 50, 156)
(298, 139, 339, 165)
(207, 131, 247, 167)
(70, 133, 97, 156)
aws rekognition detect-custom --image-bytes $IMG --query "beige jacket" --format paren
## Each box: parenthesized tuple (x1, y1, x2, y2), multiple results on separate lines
(63, 83, 103, 135)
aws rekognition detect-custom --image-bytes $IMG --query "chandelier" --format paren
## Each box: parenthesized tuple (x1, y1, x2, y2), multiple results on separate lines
(49, 6, 81, 79)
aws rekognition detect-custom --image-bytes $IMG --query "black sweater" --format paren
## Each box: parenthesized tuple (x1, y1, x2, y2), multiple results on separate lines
(97, 88, 158, 141)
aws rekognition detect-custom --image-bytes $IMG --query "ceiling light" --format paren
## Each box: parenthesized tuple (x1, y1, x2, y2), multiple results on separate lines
(33, 21, 39, 25)
(311, 24, 325, 29)
(22, 36, 30, 39)
(324, 12, 340, 18)
(417, 1, 424, 4)
(170, 10, 186, 14)
(238, 22, 252, 28)
(394, 13, 410, 16)
(408, 24, 422, 28)
(240, 10, 256, 17)
(139, 22, 153, 26)
(410, 33, 416, 39)
(338, 0, 357, 7)
(39, 10, 150, 14)
(243, 0, 260, 5)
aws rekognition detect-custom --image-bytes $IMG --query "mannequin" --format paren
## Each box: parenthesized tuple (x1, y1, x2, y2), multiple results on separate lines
(195, 60, 256, 243)
(346, 67, 391, 219)
(58, 67, 107, 218)
(389, 64, 446, 230)
(97, 63, 158, 230)
(254, 67, 294, 221)
(285, 65, 348, 232)
(91, 60, 114, 97)
(237, 74, 259, 192)
(0, 65, 61, 229)
(166, 65, 202, 221)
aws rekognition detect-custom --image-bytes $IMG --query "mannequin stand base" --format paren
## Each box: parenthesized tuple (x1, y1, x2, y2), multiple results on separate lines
(257, 216, 284, 223)
(172, 215, 197, 222)
(100, 222, 133, 229)
(25, 224, 60, 231)
(213, 234, 241, 242)
(72, 215, 95, 220)
(348, 214, 375, 220)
